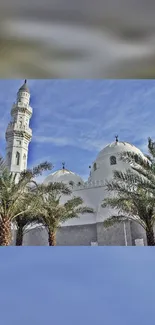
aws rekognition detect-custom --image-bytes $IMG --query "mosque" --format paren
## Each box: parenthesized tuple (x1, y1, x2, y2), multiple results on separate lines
(6, 80, 147, 246)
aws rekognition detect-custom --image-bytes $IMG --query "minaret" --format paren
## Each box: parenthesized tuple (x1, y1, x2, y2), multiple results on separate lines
(5, 80, 32, 176)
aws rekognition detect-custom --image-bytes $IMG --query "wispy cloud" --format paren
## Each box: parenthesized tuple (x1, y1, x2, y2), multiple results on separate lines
(33, 135, 72, 146)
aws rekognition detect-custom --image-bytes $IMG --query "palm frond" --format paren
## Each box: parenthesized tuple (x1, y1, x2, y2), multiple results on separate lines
(64, 197, 83, 210)
(0, 156, 7, 173)
(119, 151, 150, 169)
(148, 137, 155, 158)
(75, 206, 94, 214)
(103, 215, 128, 227)
(103, 215, 146, 229)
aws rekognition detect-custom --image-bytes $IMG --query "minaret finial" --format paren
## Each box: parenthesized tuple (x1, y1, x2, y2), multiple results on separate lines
(62, 162, 65, 170)
(17, 79, 30, 97)
(115, 135, 118, 142)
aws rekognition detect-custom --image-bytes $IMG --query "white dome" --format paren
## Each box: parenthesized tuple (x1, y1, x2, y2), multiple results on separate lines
(44, 168, 84, 186)
(96, 141, 145, 161)
(89, 140, 146, 182)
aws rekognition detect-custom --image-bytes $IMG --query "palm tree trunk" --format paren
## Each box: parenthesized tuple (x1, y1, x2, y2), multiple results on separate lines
(0, 216, 11, 246)
(16, 226, 24, 246)
(48, 230, 56, 246)
(146, 225, 155, 246)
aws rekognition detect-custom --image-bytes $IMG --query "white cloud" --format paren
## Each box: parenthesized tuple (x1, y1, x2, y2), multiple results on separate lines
(32, 134, 107, 152)
(33, 135, 74, 146)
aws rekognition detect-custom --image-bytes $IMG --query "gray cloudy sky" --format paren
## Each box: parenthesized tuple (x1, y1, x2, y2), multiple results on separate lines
(1, 0, 155, 77)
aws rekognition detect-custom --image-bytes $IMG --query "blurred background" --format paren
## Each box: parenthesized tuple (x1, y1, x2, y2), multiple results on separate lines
(1, 0, 155, 78)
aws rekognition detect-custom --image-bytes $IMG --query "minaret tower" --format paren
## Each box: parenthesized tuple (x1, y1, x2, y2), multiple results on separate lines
(5, 80, 32, 176)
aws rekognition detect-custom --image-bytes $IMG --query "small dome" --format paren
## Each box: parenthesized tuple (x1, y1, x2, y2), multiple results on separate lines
(44, 168, 84, 186)
(96, 141, 145, 161)
(18, 80, 30, 94)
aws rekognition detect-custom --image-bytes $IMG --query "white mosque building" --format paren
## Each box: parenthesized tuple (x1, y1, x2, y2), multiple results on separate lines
(6, 81, 147, 246)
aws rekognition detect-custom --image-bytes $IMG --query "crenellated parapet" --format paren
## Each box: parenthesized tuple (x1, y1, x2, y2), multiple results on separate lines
(11, 102, 32, 116)
(71, 179, 106, 191)
(6, 121, 32, 139)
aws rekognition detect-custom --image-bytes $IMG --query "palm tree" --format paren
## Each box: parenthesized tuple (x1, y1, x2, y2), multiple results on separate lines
(102, 137, 155, 246)
(34, 182, 94, 246)
(0, 161, 52, 246)
(15, 214, 43, 246)
(102, 183, 155, 245)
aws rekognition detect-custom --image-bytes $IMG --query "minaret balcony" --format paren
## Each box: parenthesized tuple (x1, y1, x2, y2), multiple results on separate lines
(11, 103, 32, 116)
(6, 122, 32, 137)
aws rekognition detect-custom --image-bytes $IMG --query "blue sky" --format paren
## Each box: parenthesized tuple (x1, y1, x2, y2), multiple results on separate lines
(0, 247, 155, 325)
(0, 79, 155, 180)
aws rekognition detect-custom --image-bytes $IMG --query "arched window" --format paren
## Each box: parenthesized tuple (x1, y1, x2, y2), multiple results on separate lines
(23, 154, 26, 169)
(69, 181, 74, 187)
(94, 162, 97, 171)
(7, 152, 11, 164)
(135, 154, 139, 163)
(110, 156, 117, 165)
(16, 152, 20, 165)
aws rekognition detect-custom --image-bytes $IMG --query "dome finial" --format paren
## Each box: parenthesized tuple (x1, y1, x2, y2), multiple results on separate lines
(62, 162, 65, 170)
(24, 79, 27, 84)
(115, 135, 118, 143)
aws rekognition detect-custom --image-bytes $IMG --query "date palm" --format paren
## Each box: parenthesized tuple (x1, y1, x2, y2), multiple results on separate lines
(102, 137, 155, 246)
(15, 214, 43, 246)
(102, 183, 155, 245)
(34, 182, 94, 246)
(0, 160, 52, 246)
